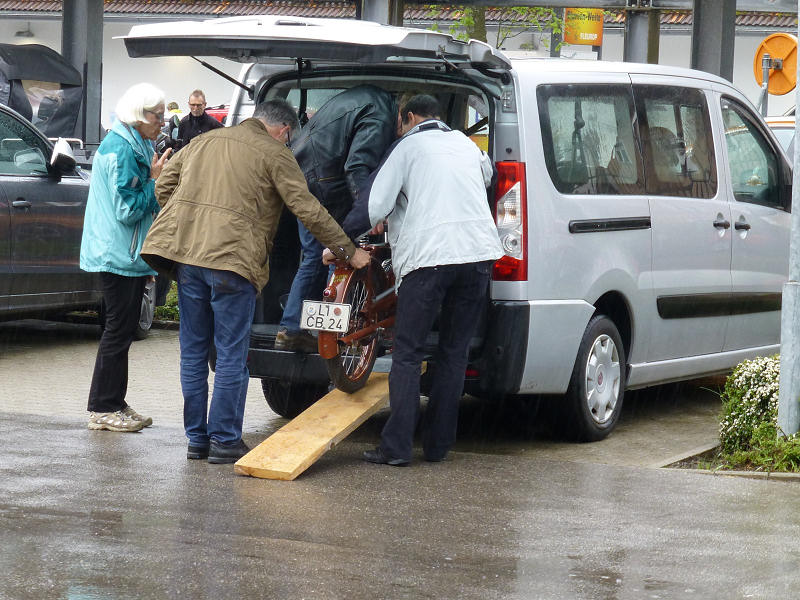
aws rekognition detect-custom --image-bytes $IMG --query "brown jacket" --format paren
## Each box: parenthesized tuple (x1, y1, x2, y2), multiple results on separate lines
(141, 118, 356, 291)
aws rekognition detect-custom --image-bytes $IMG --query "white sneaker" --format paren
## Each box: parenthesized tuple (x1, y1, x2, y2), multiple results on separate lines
(122, 405, 153, 427)
(88, 411, 144, 432)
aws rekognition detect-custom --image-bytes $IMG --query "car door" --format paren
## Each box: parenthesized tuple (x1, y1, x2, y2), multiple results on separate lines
(630, 79, 732, 361)
(0, 106, 92, 311)
(717, 95, 790, 351)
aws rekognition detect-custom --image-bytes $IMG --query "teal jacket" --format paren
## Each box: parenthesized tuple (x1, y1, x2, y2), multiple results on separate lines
(80, 120, 159, 276)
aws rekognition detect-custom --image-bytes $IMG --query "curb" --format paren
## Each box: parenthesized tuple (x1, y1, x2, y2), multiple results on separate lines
(649, 441, 720, 469)
(665, 468, 800, 482)
(151, 319, 179, 331)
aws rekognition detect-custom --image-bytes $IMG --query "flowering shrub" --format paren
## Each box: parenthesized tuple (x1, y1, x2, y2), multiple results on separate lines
(719, 355, 780, 454)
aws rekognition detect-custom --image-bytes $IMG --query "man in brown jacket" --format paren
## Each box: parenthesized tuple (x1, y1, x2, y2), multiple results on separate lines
(142, 99, 368, 464)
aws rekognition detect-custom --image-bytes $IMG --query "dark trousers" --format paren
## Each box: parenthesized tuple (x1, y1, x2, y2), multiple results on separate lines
(381, 261, 492, 461)
(87, 272, 147, 413)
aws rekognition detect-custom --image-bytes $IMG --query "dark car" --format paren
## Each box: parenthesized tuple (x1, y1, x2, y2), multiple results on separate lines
(0, 103, 158, 337)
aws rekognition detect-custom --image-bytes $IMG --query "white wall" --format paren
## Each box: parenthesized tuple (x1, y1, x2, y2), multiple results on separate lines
(0, 17, 242, 128)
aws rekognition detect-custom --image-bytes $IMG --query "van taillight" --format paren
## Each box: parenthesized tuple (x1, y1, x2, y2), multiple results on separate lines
(493, 161, 527, 281)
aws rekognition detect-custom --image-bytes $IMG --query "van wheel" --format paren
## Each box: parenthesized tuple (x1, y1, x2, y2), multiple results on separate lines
(562, 315, 626, 442)
(260, 378, 327, 419)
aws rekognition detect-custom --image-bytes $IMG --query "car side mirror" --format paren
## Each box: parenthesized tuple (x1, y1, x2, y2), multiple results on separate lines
(50, 137, 77, 174)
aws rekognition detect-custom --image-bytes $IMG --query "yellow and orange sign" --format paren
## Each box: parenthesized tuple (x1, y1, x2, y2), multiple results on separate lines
(753, 33, 797, 96)
(564, 8, 604, 46)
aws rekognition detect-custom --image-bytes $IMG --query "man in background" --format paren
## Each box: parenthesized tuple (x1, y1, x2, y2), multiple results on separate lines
(174, 89, 223, 150)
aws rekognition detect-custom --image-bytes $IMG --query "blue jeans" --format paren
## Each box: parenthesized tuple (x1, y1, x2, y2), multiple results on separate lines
(380, 261, 492, 462)
(177, 264, 257, 447)
(279, 219, 330, 334)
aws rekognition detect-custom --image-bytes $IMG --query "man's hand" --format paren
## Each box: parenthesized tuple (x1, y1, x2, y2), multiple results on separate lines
(349, 248, 370, 269)
(322, 247, 370, 269)
(151, 148, 172, 179)
(369, 221, 385, 235)
(322, 248, 336, 265)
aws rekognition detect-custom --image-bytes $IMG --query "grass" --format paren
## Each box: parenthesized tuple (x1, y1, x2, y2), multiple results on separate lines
(154, 281, 179, 321)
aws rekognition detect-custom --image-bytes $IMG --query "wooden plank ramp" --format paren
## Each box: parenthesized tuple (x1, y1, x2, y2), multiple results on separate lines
(234, 373, 390, 480)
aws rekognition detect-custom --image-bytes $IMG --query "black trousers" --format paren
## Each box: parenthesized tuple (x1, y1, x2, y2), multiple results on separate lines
(87, 272, 147, 413)
(380, 261, 492, 461)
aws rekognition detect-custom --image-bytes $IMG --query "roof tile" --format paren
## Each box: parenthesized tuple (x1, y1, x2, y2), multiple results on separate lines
(0, 2, 796, 28)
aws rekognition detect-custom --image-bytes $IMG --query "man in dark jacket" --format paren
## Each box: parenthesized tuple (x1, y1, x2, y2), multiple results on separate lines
(275, 84, 397, 352)
(173, 89, 223, 150)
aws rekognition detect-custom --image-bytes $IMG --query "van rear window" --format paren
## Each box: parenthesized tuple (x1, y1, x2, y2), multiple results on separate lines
(537, 84, 643, 195)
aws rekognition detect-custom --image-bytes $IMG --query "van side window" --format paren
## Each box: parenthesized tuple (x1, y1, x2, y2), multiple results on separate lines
(537, 84, 642, 195)
(634, 86, 717, 199)
(720, 98, 783, 210)
(0, 110, 48, 176)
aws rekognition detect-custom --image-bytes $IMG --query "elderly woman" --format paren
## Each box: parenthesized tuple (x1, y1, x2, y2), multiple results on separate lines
(80, 83, 172, 432)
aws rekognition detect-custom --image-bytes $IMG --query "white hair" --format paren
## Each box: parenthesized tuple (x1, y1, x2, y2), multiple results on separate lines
(114, 82, 165, 125)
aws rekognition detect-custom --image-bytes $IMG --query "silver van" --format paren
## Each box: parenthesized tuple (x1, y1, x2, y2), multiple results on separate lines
(124, 17, 791, 440)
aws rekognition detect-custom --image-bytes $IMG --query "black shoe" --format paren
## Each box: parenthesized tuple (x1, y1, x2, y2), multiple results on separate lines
(274, 329, 318, 353)
(187, 444, 209, 460)
(362, 447, 409, 467)
(208, 439, 251, 464)
(424, 454, 447, 463)
(424, 447, 448, 462)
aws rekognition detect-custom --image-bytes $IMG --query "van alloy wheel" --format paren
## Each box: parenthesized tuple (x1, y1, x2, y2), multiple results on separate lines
(561, 315, 626, 442)
(583, 333, 621, 425)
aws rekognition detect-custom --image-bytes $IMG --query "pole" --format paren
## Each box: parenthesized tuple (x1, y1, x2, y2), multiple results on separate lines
(761, 53, 771, 117)
(777, 0, 800, 437)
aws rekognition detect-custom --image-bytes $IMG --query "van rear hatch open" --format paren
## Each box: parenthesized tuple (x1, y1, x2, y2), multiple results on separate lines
(122, 16, 510, 69)
(123, 16, 518, 413)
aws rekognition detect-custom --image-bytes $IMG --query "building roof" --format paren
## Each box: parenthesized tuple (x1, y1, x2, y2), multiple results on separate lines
(0, 1, 796, 28)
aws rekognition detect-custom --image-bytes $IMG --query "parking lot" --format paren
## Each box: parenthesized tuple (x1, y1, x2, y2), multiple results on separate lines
(0, 318, 722, 468)
(3, 319, 800, 599)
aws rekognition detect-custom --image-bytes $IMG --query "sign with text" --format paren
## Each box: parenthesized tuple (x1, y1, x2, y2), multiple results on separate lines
(564, 8, 604, 46)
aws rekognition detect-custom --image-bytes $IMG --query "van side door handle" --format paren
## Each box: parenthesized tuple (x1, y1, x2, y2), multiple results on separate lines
(712, 218, 730, 229)
(734, 221, 751, 231)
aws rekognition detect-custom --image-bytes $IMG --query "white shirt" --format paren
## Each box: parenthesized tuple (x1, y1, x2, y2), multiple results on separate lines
(366, 120, 503, 286)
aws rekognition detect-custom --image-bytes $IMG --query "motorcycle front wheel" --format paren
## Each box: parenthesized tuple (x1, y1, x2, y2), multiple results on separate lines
(324, 268, 380, 393)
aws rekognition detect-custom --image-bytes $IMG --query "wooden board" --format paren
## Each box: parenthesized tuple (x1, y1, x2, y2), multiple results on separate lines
(234, 373, 390, 480)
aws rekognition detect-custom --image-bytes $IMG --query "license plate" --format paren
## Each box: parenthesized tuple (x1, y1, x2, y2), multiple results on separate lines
(300, 301, 351, 333)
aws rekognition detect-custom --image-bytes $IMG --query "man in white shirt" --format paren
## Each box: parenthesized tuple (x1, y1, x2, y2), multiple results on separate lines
(332, 94, 503, 466)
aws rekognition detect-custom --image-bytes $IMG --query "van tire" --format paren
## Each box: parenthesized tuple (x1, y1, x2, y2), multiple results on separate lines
(561, 315, 626, 442)
(261, 377, 327, 419)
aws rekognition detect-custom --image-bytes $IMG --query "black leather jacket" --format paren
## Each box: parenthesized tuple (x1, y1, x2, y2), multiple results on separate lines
(291, 85, 397, 223)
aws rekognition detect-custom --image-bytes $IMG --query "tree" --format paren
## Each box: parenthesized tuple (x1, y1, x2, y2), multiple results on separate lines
(429, 5, 564, 51)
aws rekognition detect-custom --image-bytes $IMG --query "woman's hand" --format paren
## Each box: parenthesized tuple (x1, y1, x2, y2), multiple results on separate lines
(150, 148, 172, 179)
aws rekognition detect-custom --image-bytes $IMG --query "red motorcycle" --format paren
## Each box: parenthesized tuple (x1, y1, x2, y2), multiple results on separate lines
(314, 235, 396, 392)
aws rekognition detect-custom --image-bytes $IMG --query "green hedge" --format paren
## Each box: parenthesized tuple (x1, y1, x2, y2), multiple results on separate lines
(718, 355, 800, 472)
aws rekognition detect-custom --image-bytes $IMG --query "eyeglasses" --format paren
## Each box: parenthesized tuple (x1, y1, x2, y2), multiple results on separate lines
(145, 109, 165, 121)
(285, 127, 291, 147)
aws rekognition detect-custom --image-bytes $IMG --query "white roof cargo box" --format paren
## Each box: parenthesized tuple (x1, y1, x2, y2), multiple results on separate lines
(122, 16, 511, 69)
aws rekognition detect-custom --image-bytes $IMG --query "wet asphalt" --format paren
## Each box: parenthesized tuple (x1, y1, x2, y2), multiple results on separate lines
(2, 320, 800, 599)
